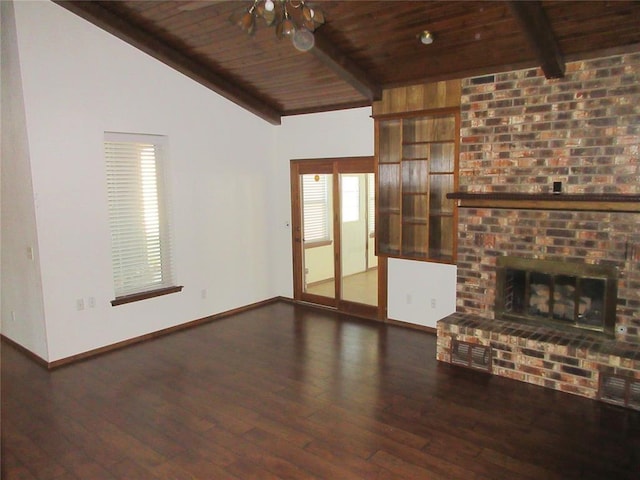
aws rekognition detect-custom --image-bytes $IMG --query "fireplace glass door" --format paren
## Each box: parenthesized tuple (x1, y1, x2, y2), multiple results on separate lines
(496, 257, 617, 336)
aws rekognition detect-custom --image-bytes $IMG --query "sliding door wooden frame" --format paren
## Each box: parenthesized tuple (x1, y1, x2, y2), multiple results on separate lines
(290, 157, 387, 321)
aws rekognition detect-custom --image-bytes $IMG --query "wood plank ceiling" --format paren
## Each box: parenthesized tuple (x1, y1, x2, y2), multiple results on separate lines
(56, 1, 640, 125)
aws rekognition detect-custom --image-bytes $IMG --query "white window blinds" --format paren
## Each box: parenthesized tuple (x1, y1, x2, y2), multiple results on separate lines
(105, 133, 175, 298)
(302, 174, 330, 244)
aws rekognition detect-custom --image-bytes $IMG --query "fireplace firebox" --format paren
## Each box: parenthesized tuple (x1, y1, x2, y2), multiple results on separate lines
(495, 257, 618, 336)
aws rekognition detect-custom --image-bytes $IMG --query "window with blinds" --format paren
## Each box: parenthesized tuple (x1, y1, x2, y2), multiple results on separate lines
(105, 132, 176, 301)
(302, 174, 331, 245)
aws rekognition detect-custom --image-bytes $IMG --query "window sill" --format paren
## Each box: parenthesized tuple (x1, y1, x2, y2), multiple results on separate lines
(111, 285, 183, 306)
(304, 240, 332, 249)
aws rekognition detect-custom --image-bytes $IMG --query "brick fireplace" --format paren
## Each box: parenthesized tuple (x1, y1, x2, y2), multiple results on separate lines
(436, 52, 640, 408)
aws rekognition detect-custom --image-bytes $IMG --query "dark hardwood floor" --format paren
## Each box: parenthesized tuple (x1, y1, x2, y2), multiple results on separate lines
(2, 301, 639, 479)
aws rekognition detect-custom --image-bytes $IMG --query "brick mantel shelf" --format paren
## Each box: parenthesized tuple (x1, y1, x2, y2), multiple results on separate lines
(447, 192, 640, 213)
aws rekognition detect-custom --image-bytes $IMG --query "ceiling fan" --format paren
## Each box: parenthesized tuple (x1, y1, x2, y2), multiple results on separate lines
(230, 0, 325, 51)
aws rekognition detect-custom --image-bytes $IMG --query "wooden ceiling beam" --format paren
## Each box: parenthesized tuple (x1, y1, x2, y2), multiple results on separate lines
(508, 1, 565, 79)
(54, 1, 283, 125)
(310, 31, 382, 102)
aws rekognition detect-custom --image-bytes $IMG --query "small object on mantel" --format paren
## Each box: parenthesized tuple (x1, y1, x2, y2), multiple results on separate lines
(553, 181, 562, 194)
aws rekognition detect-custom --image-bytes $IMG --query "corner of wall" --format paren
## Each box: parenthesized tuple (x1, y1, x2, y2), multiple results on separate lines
(1, 0, 49, 360)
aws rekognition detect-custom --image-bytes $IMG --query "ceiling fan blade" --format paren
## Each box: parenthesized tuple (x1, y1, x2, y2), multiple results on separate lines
(302, 5, 316, 22)
(312, 10, 325, 25)
(303, 18, 316, 32)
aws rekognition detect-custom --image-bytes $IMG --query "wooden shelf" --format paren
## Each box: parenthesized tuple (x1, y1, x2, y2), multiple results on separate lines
(447, 192, 640, 213)
(402, 218, 428, 225)
(376, 109, 459, 262)
(402, 140, 455, 146)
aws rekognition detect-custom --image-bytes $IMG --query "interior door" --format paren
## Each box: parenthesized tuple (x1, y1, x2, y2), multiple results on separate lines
(291, 157, 385, 320)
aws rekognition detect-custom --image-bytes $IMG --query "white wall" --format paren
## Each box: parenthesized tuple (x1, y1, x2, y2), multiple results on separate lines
(2, 1, 458, 362)
(4, 1, 276, 361)
(388, 259, 456, 328)
(268, 108, 375, 296)
(1, 1, 49, 359)
(305, 244, 334, 284)
(270, 112, 457, 328)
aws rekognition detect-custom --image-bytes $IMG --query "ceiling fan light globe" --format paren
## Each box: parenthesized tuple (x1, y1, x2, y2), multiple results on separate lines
(264, 0, 275, 12)
(292, 28, 314, 51)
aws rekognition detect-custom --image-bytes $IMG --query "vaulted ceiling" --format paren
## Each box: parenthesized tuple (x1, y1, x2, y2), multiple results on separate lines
(56, 1, 640, 125)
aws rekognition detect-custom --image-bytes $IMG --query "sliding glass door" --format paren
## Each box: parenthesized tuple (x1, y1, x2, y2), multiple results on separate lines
(291, 157, 385, 319)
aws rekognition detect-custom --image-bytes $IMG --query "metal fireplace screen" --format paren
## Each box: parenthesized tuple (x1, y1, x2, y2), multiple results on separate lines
(495, 257, 617, 336)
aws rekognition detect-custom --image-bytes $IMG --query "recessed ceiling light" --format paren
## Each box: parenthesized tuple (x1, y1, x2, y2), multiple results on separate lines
(420, 30, 434, 45)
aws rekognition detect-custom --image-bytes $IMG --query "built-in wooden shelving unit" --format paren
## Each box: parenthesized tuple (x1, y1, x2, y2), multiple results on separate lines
(373, 80, 462, 263)
(447, 192, 640, 213)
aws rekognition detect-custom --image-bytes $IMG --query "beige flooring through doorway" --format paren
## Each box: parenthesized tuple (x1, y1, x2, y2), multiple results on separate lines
(305, 268, 377, 306)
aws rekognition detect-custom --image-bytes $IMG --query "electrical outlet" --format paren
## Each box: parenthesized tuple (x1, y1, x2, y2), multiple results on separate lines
(431, 298, 437, 309)
(406, 294, 412, 304)
(76, 298, 85, 311)
(87, 297, 96, 308)
(201, 289, 207, 299)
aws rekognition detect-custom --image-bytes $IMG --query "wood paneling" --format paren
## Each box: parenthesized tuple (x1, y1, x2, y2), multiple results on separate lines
(55, 1, 640, 123)
(372, 80, 462, 116)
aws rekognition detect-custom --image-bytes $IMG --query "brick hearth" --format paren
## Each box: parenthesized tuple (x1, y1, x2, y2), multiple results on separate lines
(437, 52, 640, 407)
(437, 313, 640, 401)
